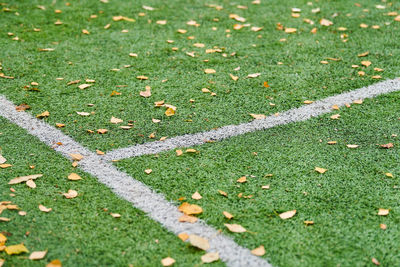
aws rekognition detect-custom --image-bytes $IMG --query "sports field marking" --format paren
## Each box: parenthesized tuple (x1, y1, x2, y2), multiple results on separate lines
(104, 78, 400, 161)
(0, 95, 271, 267)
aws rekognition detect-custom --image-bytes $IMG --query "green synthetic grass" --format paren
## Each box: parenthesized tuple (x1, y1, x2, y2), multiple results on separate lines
(117, 92, 400, 267)
(1, 0, 400, 151)
(0, 118, 224, 266)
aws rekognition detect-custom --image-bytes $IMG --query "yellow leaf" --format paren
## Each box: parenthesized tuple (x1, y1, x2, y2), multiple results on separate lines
(186, 149, 197, 153)
(63, 189, 78, 199)
(0, 233, 7, 243)
(285, 28, 297, 33)
(225, 223, 246, 233)
(378, 208, 389, 216)
(279, 210, 297, 219)
(320, 19, 333, 26)
(69, 153, 84, 161)
(251, 245, 265, 256)
(5, 243, 29, 255)
(204, 69, 216, 74)
(237, 176, 247, 183)
(176, 150, 183, 156)
(46, 259, 62, 267)
(0, 164, 12, 169)
(191, 191, 202, 200)
(304, 220, 314, 225)
(201, 252, 220, 263)
(177, 233, 189, 241)
(230, 74, 239, 81)
(9, 174, 43, 185)
(189, 234, 210, 250)
(178, 202, 203, 215)
(358, 51, 369, 57)
(0, 217, 10, 222)
(263, 81, 270, 88)
(385, 173, 393, 178)
(0, 259, 4, 267)
(361, 61, 372, 67)
(315, 167, 327, 174)
(250, 114, 266, 120)
(29, 250, 47, 260)
(161, 257, 175, 266)
(165, 107, 175, 117)
(68, 173, 82, 181)
(218, 190, 228, 197)
(36, 111, 50, 119)
(303, 100, 313, 104)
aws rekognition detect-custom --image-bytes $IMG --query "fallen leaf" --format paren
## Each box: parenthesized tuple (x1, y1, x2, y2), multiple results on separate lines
(204, 69, 216, 74)
(0, 217, 10, 222)
(15, 103, 30, 111)
(385, 173, 393, 178)
(144, 169, 152, 174)
(69, 153, 83, 161)
(237, 176, 247, 183)
(263, 81, 270, 88)
(250, 114, 266, 120)
(261, 185, 270, 189)
(251, 26, 263, 32)
(36, 111, 50, 119)
(353, 99, 363, 104)
(178, 202, 203, 215)
(285, 28, 297, 33)
(178, 214, 198, 223)
(303, 100, 313, 104)
(29, 250, 47, 260)
(39, 205, 52, 213)
(251, 245, 265, 256)
(218, 190, 228, 197)
(380, 224, 387, 230)
(223, 211, 233, 219)
(201, 252, 220, 263)
(78, 84, 92, 90)
(140, 86, 152, 97)
(225, 223, 246, 233)
(26, 179, 36, 189)
(346, 144, 359, 148)
(46, 259, 62, 267)
(136, 75, 148, 80)
(247, 73, 261, 78)
(230, 74, 239, 81)
(161, 257, 175, 266)
(330, 114, 340, 120)
(176, 150, 183, 156)
(191, 191, 202, 200)
(361, 61, 372, 67)
(0, 234, 6, 243)
(320, 18, 333, 26)
(186, 149, 197, 153)
(110, 213, 121, 218)
(0, 259, 4, 267)
(315, 167, 327, 174)
(68, 173, 82, 181)
(9, 174, 43, 185)
(97, 129, 108, 134)
(165, 108, 175, 117)
(0, 155, 6, 164)
(304, 220, 314, 225)
(380, 143, 393, 149)
(63, 190, 78, 199)
(76, 111, 90, 116)
(279, 210, 297, 219)
(110, 117, 123, 124)
(327, 141, 337, 145)
(378, 208, 389, 216)
(5, 244, 29, 255)
(372, 258, 380, 266)
(358, 51, 369, 57)
(189, 235, 210, 250)
(178, 233, 189, 241)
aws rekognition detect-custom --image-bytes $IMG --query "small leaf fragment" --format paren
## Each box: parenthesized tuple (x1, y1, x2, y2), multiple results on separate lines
(315, 167, 327, 174)
(201, 252, 220, 263)
(250, 114, 266, 120)
(251, 245, 265, 256)
(46, 259, 62, 267)
(110, 117, 123, 124)
(191, 191, 202, 200)
(26, 180, 36, 189)
(178, 233, 189, 241)
(69, 153, 83, 161)
(144, 169, 152, 174)
(63, 190, 78, 199)
(237, 176, 247, 183)
(378, 208, 389, 216)
(39, 205, 52, 213)
(224, 223, 246, 233)
(161, 257, 175, 266)
(372, 258, 380, 266)
(223, 211, 233, 219)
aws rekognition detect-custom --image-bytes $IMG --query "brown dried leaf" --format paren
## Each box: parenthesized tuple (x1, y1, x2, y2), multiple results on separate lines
(223, 211, 233, 219)
(346, 144, 359, 149)
(29, 250, 47, 260)
(237, 176, 247, 183)
(250, 114, 266, 120)
(16, 103, 30, 111)
(191, 191, 202, 200)
(140, 86, 152, 98)
(46, 259, 62, 267)
(39, 205, 52, 213)
(110, 117, 123, 124)
(69, 153, 84, 161)
(178, 214, 198, 223)
(315, 167, 327, 174)
(36, 111, 50, 119)
(378, 208, 389, 216)
(178, 233, 189, 241)
(204, 69, 216, 74)
(26, 179, 36, 189)
(63, 189, 78, 199)
(380, 143, 393, 149)
(161, 257, 175, 266)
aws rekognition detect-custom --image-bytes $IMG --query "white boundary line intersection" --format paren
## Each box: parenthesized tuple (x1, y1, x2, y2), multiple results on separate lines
(1, 78, 399, 266)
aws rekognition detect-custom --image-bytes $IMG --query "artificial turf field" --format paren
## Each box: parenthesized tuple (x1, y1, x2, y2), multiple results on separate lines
(0, 0, 400, 266)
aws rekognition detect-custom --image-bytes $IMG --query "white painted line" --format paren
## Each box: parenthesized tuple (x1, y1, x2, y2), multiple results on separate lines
(0, 95, 271, 267)
(105, 78, 400, 161)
